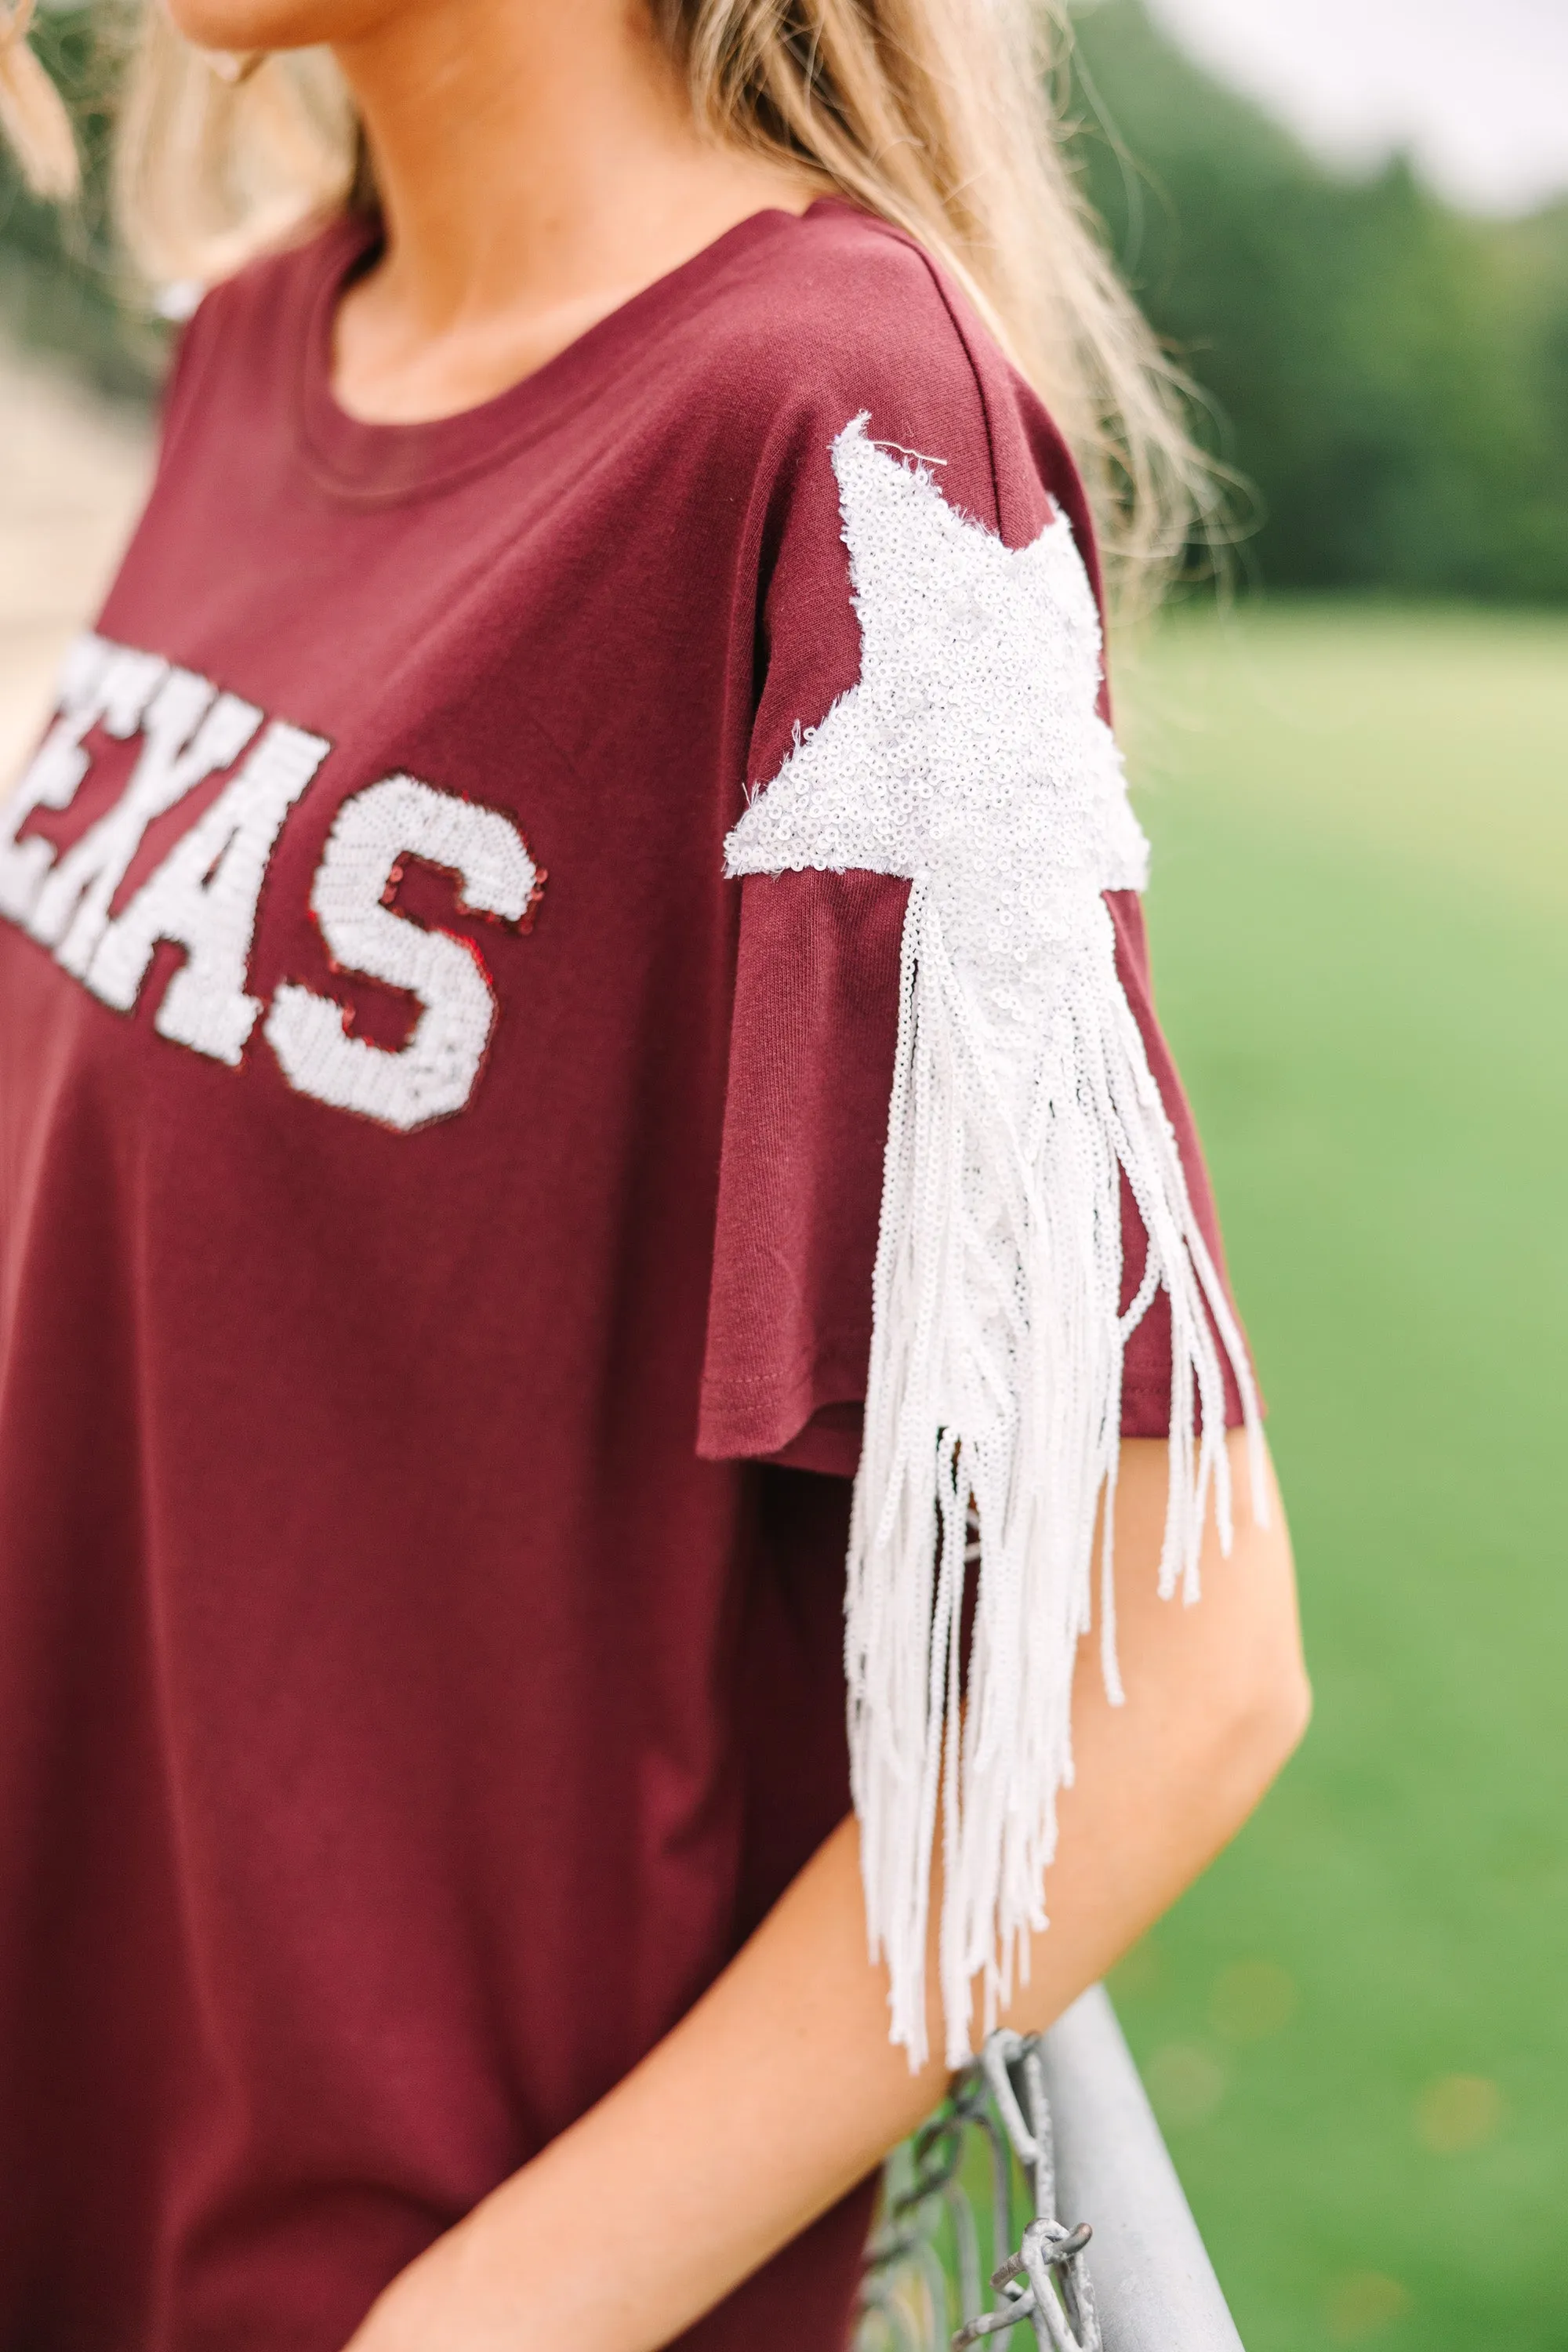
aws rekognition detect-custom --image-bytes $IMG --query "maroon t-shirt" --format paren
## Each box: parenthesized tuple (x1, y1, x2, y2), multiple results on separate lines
(0, 200, 1242, 2352)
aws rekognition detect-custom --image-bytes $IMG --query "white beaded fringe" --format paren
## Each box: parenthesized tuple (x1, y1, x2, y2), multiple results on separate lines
(848, 873, 1265, 2069)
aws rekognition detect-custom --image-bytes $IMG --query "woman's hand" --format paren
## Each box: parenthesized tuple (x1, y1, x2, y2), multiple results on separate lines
(345, 1430, 1308, 2352)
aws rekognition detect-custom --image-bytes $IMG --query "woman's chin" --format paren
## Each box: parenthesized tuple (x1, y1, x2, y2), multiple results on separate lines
(162, 0, 397, 53)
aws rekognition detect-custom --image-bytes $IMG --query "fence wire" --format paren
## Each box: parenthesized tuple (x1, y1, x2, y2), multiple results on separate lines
(858, 2028, 1101, 2352)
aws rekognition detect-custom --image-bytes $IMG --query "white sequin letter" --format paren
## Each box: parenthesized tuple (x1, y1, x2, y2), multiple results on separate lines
(0, 637, 165, 925)
(88, 719, 331, 1063)
(31, 666, 261, 976)
(264, 775, 540, 1133)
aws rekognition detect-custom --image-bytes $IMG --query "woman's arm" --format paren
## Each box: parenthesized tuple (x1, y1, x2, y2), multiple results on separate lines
(349, 1428, 1308, 2352)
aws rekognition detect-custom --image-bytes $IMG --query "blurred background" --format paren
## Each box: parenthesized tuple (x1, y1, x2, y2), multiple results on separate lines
(3, 3, 1565, 2348)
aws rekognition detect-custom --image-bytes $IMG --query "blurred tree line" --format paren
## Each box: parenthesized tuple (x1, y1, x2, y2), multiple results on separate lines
(0, 6, 151, 397)
(1069, 0, 1568, 600)
(3, 0, 1566, 598)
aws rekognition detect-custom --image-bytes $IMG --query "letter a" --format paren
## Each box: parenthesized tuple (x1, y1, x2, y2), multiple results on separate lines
(31, 666, 261, 975)
(88, 720, 331, 1064)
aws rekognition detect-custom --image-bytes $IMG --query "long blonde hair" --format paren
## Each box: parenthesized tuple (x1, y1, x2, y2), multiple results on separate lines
(1, 0, 1210, 600)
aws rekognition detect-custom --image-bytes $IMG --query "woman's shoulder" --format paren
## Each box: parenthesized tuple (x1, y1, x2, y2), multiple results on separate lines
(716, 200, 975, 360)
(695, 199, 993, 442)
(684, 199, 1082, 555)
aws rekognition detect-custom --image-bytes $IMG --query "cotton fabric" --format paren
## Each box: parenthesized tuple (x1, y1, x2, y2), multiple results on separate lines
(0, 198, 1240, 2352)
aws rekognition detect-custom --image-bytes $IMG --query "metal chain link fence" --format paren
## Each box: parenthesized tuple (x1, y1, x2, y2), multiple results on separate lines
(857, 2028, 1100, 2352)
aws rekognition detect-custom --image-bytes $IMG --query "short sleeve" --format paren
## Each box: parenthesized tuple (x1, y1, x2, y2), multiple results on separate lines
(696, 873, 1249, 1475)
(1110, 889, 1250, 1436)
(695, 221, 1250, 1479)
(696, 865, 906, 1477)
(696, 246, 997, 1477)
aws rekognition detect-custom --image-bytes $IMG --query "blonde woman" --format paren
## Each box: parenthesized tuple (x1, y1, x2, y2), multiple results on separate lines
(0, 4, 1308, 2349)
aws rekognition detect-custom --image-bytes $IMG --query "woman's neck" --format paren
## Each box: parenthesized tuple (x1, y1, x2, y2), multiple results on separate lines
(329, 0, 817, 423)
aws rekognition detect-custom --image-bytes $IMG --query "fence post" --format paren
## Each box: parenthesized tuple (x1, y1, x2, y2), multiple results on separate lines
(1042, 1987, 1246, 2352)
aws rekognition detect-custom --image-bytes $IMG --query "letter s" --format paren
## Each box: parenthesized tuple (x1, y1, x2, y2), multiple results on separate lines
(264, 775, 543, 1133)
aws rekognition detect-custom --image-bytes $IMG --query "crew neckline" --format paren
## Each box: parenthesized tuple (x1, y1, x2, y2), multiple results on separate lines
(293, 199, 840, 505)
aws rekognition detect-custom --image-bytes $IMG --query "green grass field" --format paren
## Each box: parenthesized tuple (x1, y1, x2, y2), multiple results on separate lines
(1102, 604, 1568, 2350)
